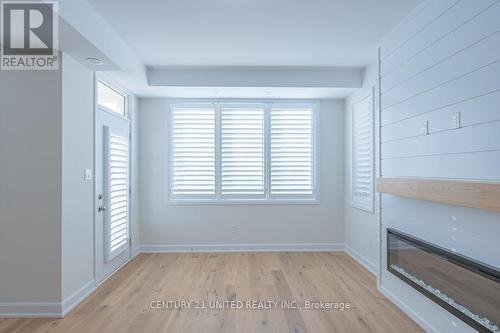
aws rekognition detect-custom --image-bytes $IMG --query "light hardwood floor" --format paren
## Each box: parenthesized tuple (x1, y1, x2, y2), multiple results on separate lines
(0, 252, 423, 333)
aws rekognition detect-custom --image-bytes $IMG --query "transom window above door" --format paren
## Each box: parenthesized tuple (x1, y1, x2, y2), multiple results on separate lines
(97, 81, 126, 116)
(167, 102, 319, 204)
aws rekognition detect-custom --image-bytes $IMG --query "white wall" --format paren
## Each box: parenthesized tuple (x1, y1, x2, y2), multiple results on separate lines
(344, 63, 379, 275)
(0, 64, 62, 304)
(138, 99, 345, 250)
(376, 0, 500, 332)
(61, 54, 95, 302)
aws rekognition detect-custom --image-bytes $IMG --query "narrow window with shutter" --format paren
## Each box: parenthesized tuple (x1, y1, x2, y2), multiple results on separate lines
(220, 104, 266, 199)
(170, 105, 216, 200)
(351, 94, 374, 212)
(270, 105, 316, 200)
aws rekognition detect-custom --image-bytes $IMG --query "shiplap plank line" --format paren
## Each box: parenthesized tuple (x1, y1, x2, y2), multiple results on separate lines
(381, 61, 500, 126)
(381, 150, 500, 181)
(381, 90, 500, 143)
(382, 31, 500, 109)
(382, 57, 499, 113)
(381, 121, 500, 159)
(381, 0, 497, 76)
(380, 0, 457, 60)
(382, 2, 500, 93)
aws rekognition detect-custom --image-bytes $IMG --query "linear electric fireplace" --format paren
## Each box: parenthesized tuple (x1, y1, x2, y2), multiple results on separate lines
(387, 228, 500, 333)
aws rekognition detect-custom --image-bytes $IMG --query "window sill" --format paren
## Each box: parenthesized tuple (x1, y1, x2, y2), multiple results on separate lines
(165, 199, 320, 206)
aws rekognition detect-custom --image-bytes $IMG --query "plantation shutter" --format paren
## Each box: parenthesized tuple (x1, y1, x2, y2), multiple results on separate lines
(270, 106, 315, 198)
(104, 129, 129, 260)
(220, 105, 265, 198)
(351, 94, 374, 212)
(170, 106, 216, 199)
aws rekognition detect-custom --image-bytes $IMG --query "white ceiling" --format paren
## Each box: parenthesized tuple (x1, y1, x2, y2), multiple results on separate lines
(88, 0, 422, 68)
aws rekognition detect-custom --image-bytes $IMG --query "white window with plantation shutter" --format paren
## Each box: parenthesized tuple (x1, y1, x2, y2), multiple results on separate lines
(220, 104, 266, 199)
(351, 93, 374, 213)
(169, 105, 216, 200)
(270, 105, 317, 200)
(167, 101, 318, 203)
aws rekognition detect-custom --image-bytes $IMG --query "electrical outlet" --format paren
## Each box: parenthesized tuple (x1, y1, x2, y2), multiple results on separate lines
(451, 112, 461, 129)
(420, 120, 429, 135)
(231, 225, 237, 234)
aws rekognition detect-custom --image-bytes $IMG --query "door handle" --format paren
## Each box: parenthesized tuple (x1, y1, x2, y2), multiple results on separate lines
(98, 205, 106, 212)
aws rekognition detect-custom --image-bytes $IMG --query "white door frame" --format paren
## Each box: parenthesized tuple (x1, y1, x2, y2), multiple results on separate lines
(94, 73, 133, 285)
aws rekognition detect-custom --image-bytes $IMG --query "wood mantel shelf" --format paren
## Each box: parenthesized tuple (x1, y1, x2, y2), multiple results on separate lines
(377, 178, 500, 213)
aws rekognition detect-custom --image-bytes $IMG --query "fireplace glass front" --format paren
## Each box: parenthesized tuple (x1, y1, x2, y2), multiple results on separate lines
(387, 228, 500, 333)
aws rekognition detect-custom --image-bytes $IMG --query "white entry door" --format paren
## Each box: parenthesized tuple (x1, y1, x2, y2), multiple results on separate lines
(95, 108, 131, 284)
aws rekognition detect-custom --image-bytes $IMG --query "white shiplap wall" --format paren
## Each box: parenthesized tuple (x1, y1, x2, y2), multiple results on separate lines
(378, 0, 500, 332)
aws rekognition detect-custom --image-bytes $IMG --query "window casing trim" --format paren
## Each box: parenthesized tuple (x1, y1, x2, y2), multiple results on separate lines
(165, 100, 320, 205)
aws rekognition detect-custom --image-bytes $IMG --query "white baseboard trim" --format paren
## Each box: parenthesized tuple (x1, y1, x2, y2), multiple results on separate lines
(132, 246, 141, 258)
(139, 243, 344, 253)
(379, 286, 437, 333)
(61, 280, 96, 317)
(0, 280, 96, 318)
(0, 302, 61, 318)
(344, 244, 377, 276)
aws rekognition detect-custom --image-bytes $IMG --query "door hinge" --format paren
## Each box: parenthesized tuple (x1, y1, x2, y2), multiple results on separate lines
(129, 238, 132, 247)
